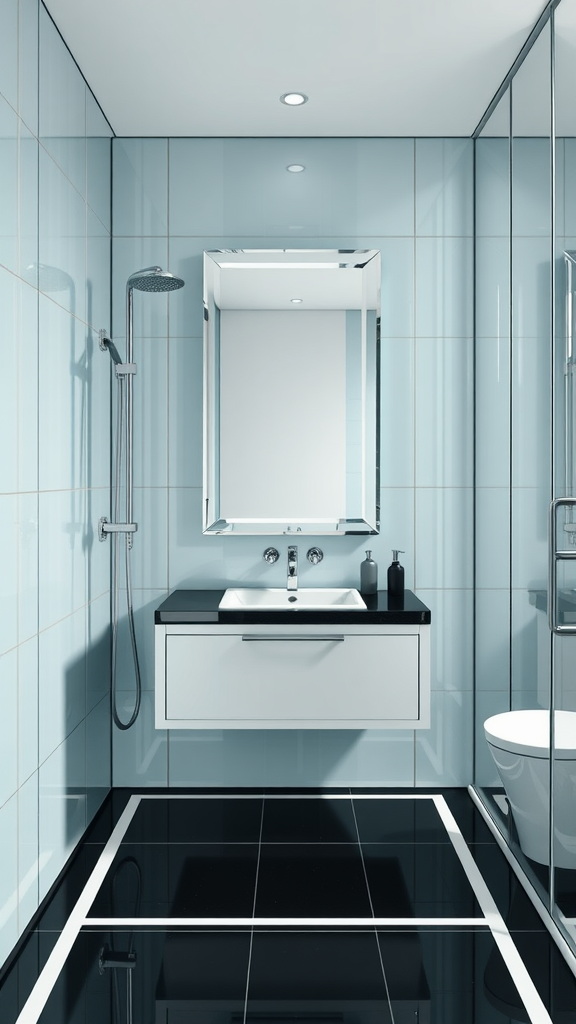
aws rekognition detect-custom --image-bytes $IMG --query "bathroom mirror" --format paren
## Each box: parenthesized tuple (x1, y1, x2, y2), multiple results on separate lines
(202, 249, 381, 535)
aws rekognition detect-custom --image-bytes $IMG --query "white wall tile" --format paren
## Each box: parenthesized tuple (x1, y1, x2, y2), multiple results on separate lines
(415, 237, 473, 337)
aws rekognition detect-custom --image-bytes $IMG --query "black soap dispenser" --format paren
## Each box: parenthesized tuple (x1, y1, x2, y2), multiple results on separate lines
(387, 550, 405, 601)
(360, 550, 378, 596)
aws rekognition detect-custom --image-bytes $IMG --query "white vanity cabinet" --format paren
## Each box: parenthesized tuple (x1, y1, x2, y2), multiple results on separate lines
(155, 619, 430, 730)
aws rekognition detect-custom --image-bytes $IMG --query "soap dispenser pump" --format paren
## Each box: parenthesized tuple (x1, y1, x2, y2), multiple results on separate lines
(360, 550, 378, 595)
(387, 550, 405, 598)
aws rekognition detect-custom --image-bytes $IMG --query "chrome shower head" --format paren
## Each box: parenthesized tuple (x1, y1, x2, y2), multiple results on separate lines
(127, 266, 185, 293)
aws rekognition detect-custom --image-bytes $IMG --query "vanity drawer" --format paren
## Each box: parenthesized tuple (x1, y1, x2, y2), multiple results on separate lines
(162, 631, 421, 727)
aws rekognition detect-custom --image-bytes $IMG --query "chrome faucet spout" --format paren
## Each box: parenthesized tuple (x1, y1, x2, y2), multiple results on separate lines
(287, 545, 298, 590)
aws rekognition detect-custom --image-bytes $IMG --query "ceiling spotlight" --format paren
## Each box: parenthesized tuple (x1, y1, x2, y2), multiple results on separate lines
(290, 298, 303, 303)
(280, 92, 308, 106)
(287, 164, 305, 173)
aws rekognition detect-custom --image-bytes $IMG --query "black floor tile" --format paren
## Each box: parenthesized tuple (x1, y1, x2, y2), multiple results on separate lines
(121, 796, 263, 843)
(255, 844, 372, 917)
(83, 789, 134, 843)
(353, 795, 451, 843)
(441, 788, 499, 843)
(261, 796, 357, 842)
(34, 845, 105, 931)
(362, 843, 483, 917)
(89, 843, 259, 917)
(248, 930, 392, 1019)
(469, 844, 549, 931)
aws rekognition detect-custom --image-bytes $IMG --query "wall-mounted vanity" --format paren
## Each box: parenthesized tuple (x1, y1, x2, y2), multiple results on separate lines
(155, 590, 431, 730)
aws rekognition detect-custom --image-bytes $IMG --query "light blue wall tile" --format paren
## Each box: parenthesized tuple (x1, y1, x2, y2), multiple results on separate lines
(17, 281, 39, 494)
(475, 691, 511, 786)
(415, 690, 473, 785)
(131, 488, 168, 589)
(0, 793, 18, 969)
(86, 593, 110, 712)
(380, 337, 414, 488)
(168, 730, 266, 787)
(18, 637, 38, 785)
(512, 335, 551, 488)
(18, 0, 39, 135)
(19, 126, 39, 281)
(168, 337, 203, 487)
(86, 697, 110, 821)
(475, 336, 511, 488)
(38, 298, 86, 491)
(475, 138, 510, 237)
(379, 238, 414, 338)
(39, 6, 86, 198)
(86, 93, 112, 232)
(511, 487, 549, 590)
(564, 139, 576, 236)
(18, 493, 38, 645)
(39, 722, 87, 902)
(511, 591, 548, 709)
(354, 139, 415, 236)
(0, 0, 18, 109)
(115, 589, 167, 692)
(511, 236, 551, 339)
(512, 138, 551, 237)
(475, 488, 510, 589)
(0, 649, 18, 807)
(18, 772, 39, 933)
(475, 237, 510, 340)
(0, 496, 18, 657)
(87, 324, 111, 491)
(38, 490, 86, 630)
(416, 139, 473, 236)
(555, 138, 565, 238)
(320, 730, 415, 786)
(259, 730, 321, 787)
(0, 95, 19, 274)
(86, 211, 111, 333)
(113, 691, 167, 786)
(415, 487, 473, 589)
(378, 488, 415, 589)
(0, 268, 18, 494)
(168, 139, 225, 235)
(38, 610, 86, 765)
(415, 237, 473, 337)
(416, 589, 473, 692)
(86, 491, 110, 604)
(112, 237, 169, 340)
(132, 336, 168, 487)
(113, 139, 167, 236)
(38, 149, 87, 323)
(415, 337, 473, 487)
(475, 590, 511, 692)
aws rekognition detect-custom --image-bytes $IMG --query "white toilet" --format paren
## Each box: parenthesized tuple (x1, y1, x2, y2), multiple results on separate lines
(484, 709, 576, 868)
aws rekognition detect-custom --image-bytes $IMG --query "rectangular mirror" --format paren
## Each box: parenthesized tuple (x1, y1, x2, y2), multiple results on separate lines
(203, 249, 381, 535)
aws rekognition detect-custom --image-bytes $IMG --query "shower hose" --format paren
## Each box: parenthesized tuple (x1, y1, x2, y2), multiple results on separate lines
(111, 373, 141, 730)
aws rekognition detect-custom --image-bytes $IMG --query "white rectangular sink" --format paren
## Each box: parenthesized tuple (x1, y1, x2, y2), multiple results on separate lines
(219, 587, 367, 610)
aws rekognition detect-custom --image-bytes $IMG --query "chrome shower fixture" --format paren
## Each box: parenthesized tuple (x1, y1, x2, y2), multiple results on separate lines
(127, 266, 185, 293)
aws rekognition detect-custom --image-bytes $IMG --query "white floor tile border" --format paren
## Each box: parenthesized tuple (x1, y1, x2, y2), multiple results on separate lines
(15, 791, 553, 1024)
(85, 915, 487, 927)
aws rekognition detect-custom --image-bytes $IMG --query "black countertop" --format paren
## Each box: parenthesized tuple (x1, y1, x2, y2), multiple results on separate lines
(155, 589, 431, 625)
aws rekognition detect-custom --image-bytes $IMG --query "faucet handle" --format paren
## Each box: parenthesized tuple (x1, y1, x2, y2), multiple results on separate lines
(263, 547, 280, 564)
(307, 547, 323, 565)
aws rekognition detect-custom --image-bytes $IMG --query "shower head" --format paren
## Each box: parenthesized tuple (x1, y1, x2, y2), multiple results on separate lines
(127, 266, 185, 293)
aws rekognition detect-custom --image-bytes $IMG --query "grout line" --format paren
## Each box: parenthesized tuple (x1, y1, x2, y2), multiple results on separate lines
(433, 795, 554, 1024)
(83, 916, 488, 927)
(15, 795, 141, 1024)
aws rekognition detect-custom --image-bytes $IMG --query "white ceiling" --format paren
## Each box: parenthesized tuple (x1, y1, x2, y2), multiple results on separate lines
(44, 0, 548, 137)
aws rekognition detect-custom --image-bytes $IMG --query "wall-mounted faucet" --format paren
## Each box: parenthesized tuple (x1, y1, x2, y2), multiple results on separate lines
(287, 545, 298, 591)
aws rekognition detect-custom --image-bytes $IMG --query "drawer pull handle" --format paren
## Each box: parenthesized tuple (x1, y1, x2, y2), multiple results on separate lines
(241, 635, 345, 643)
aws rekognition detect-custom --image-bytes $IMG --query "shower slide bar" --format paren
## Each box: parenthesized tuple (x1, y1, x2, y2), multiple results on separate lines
(549, 496, 576, 634)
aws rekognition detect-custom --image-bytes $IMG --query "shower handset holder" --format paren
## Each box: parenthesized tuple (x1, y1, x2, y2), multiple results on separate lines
(98, 517, 138, 542)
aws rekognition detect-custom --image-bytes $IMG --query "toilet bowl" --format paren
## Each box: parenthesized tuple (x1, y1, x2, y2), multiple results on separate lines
(484, 709, 576, 868)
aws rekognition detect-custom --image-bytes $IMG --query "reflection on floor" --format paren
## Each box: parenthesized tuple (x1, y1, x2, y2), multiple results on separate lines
(1, 789, 576, 1024)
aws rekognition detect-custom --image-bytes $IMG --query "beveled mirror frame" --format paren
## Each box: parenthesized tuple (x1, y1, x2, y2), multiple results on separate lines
(203, 249, 381, 535)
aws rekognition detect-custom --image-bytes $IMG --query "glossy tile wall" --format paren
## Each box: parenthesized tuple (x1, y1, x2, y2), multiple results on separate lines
(111, 136, 474, 788)
(0, 1, 112, 971)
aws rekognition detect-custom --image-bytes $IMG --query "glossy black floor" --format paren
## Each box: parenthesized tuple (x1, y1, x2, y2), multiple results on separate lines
(2, 788, 576, 1024)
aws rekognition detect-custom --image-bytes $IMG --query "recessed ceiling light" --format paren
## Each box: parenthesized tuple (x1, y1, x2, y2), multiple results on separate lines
(280, 92, 308, 106)
(287, 164, 305, 173)
(290, 298, 303, 303)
